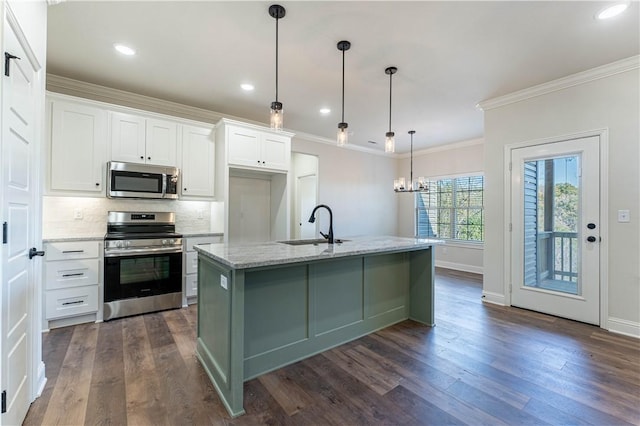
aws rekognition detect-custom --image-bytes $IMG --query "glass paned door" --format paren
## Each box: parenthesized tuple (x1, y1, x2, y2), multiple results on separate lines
(511, 136, 600, 325)
(523, 155, 580, 295)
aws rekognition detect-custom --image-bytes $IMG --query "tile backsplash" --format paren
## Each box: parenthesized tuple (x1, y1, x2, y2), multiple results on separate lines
(43, 196, 224, 239)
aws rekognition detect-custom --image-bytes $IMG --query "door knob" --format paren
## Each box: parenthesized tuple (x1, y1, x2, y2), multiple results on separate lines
(587, 223, 596, 229)
(586, 236, 597, 243)
(28, 247, 45, 259)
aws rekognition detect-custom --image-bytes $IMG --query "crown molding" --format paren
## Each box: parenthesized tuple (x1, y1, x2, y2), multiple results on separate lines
(292, 130, 394, 158)
(47, 74, 257, 125)
(397, 137, 484, 159)
(477, 55, 640, 111)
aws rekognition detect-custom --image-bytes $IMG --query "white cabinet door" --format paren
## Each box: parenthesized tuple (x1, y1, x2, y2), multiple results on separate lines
(50, 100, 107, 192)
(181, 125, 215, 197)
(227, 126, 261, 168)
(146, 118, 177, 166)
(110, 112, 146, 164)
(110, 113, 177, 166)
(262, 133, 290, 171)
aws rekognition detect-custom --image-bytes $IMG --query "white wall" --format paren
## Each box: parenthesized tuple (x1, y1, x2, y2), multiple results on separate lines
(397, 140, 485, 273)
(292, 138, 398, 238)
(482, 59, 640, 335)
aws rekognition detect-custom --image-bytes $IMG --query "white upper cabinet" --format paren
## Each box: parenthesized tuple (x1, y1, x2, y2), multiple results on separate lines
(226, 124, 290, 172)
(181, 125, 215, 198)
(49, 99, 107, 193)
(111, 112, 177, 166)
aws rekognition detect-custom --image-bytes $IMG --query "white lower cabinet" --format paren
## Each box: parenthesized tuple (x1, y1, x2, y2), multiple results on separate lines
(44, 240, 101, 325)
(183, 235, 222, 303)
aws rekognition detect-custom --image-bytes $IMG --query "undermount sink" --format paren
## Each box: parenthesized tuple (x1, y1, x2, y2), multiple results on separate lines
(278, 238, 349, 246)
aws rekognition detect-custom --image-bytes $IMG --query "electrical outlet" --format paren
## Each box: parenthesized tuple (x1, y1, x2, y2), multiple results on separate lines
(73, 209, 83, 220)
(198, 210, 205, 220)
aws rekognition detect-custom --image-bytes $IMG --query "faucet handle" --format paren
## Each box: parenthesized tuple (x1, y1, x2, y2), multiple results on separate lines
(319, 231, 329, 240)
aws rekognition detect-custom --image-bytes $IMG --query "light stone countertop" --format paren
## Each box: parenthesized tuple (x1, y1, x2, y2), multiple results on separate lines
(194, 235, 444, 270)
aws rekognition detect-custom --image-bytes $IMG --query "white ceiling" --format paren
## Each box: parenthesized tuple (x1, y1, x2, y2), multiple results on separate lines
(46, 1, 639, 153)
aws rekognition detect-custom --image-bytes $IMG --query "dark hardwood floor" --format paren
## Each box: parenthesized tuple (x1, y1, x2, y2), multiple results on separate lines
(24, 268, 640, 425)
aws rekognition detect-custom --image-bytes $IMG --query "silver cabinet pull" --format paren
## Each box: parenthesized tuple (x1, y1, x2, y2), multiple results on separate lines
(62, 273, 84, 278)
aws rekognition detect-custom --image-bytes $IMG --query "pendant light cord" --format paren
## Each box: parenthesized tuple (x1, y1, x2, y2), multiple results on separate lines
(341, 48, 345, 123)
(275, 17, 279, 103)
(388, 72, 393, 132)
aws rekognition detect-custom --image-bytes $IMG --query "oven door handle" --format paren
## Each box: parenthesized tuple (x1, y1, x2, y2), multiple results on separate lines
(104, 246, 183, 257)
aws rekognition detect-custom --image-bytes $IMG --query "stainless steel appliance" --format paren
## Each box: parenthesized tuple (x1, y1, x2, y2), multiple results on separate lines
(107, 161, 180, 199)
(104, 211, 183, 321)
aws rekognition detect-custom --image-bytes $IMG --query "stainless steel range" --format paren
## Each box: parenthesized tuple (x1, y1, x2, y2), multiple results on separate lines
(104, 211, 183, 321)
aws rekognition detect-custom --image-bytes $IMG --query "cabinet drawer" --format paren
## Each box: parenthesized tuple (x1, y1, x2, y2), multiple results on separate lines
(45, 285, 99, 319)
(45, 241, 100, 261)
(186, 251, 198, 275)
(185, 274, 198, 298)
(45, 258, 100, 290)
(185, 236, 222, 252)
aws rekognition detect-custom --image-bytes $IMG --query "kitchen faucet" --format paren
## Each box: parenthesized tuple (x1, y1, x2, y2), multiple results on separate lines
(308, 204, 334, 244)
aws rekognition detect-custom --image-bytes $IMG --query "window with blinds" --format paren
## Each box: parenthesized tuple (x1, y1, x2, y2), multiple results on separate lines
(416, 175, 484, 242)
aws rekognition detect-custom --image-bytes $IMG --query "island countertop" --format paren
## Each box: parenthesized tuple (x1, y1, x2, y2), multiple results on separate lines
(194, 235, 443, 269)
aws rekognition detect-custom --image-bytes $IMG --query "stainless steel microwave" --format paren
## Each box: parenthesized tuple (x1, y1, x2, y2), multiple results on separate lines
(107, 161, 179, 199)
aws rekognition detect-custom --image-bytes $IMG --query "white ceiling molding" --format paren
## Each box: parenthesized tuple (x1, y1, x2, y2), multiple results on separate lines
(477, 55, 640, 111)
(46, 74, 256, 126)
(292, 130, 394, 158)
(397, 138, 485, 160)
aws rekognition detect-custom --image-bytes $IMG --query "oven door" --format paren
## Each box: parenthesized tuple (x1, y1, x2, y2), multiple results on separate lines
(104, 251, 182, 302)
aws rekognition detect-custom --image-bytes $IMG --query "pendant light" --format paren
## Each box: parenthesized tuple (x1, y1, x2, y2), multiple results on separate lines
(394, 130, 428, 192)
(337, 40, 351, 147)
(384, 66, 397, 153)
(269, 4, 286, 130)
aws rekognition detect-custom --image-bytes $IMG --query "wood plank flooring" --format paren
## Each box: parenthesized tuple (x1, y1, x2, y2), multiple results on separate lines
(24, 268, 640, 425)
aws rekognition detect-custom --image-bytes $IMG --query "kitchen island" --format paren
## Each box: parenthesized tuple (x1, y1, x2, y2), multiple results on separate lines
(194, 236, 442, 417)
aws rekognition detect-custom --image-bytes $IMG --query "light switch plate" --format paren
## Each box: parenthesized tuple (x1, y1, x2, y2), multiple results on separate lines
(220, 275, 228, 290)
(618, 209, 630, 223)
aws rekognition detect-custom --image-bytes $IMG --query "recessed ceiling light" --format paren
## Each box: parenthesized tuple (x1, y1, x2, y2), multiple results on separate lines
(114, 43, 136, 56)
(241, 83, 255, 91)
(320, 108, 331, 115)
(596, 2, 629, 19)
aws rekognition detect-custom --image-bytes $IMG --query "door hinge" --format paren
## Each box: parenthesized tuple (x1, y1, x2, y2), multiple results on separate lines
(509, 223, 512, 232)
(509, 162, 512, 171)
(509, 284, 512, 293)
(4, 52, 20, 77)
(1, 389, 6, 413)
(2, 222, 7, 244)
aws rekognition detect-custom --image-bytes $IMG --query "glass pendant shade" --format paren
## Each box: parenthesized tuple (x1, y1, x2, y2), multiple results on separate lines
(270, 101, 283, 131)
(337, 125, 348, 146)
(385, 131, 395, 153)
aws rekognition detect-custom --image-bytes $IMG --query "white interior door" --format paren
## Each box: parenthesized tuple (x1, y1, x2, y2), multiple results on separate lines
(511, 136, 600, 325)
(296, 174, 317, 239)
(1, 19, 38, 425)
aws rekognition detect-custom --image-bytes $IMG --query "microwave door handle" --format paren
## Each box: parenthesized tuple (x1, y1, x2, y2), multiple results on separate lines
(162, 173, 167, 198)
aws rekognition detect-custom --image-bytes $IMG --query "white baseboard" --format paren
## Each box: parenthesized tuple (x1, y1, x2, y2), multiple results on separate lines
(35, 361, 47, 398)
(481, 291, 506, 306)
(435, 260, 483, 275)
(608, 317, 640, 338)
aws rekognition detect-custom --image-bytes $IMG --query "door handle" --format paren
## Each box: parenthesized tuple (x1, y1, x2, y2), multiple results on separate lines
(586, 236, 597, 243)
(29, 247, 45, 259)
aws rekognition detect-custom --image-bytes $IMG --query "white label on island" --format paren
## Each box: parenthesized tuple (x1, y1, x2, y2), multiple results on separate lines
(220, 275, 228, 290)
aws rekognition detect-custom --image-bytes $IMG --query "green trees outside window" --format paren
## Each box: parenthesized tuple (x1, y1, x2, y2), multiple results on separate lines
(416, 175, 484, 242)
